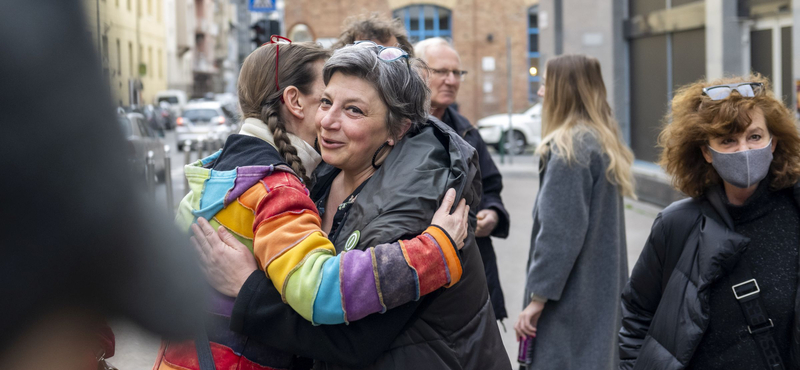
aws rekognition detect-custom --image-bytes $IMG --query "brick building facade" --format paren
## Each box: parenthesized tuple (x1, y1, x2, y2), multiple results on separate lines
(284, 0, 540, 124)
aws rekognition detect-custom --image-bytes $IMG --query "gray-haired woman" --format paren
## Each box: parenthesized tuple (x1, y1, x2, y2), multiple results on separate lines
(191, 44, 511, 369)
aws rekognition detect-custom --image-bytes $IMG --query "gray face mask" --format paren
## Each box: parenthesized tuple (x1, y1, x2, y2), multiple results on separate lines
(708, 139, 773, 189)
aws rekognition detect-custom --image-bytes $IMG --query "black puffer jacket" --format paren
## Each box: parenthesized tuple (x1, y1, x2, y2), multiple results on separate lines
(619, 184, 800, 370)
(230, 117, 510, 370)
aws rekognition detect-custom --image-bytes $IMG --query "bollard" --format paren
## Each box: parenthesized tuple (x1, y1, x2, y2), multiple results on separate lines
(197, 138, 205, 159)
(146, 150, 155, 197)
(183, 140, 192, 195)
(164, 145, 174, 217)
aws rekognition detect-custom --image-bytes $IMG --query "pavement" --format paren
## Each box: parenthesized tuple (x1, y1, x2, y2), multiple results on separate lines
(108, 140, 663, 369)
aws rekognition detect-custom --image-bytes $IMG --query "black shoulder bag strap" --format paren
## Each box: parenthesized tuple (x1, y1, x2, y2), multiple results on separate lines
(730, 258, 786, 370)
(195, 326, 217, 370)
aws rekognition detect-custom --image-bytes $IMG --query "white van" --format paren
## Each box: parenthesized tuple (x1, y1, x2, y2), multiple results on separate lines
(154, 90, 188, 116)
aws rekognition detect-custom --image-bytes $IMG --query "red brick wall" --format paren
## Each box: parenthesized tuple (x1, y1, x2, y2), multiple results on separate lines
(285, 0, 534, 124)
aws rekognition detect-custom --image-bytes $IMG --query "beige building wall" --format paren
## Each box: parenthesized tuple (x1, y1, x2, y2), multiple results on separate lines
(84, 0, 167, 105)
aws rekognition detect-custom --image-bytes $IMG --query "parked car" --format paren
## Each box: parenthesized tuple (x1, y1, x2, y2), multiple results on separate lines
(175, 101, 236, 150)
(119, 111, 166, 183)
(477, 103, 542, 155)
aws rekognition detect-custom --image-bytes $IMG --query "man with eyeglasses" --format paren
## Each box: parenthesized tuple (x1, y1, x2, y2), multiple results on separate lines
(415, 37, 510, 322)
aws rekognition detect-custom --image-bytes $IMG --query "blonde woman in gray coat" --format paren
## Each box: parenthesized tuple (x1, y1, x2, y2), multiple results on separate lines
(514, 54, 635, 370)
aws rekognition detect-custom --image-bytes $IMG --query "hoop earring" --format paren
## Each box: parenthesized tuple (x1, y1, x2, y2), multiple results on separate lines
(372, 141, 390, 169)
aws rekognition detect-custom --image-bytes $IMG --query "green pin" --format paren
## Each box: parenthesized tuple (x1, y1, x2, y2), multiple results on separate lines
(345, 230, 360, 251)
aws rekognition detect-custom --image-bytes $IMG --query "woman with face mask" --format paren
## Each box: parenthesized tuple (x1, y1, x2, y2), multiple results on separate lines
(619, 75, 800, 370)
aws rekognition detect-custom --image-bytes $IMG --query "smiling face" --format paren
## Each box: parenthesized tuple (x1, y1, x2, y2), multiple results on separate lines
(291, 60, 326, 145)
(316, 72, 392, 174)
(425, 45, 461, 110)
(701, 108, 776, 162)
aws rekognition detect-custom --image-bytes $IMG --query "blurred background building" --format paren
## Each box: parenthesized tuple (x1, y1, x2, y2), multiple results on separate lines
(82, 0, 800, 205)
(283, 0, 542, 125)
(84, 0, 239, 104)
(83, 0, 168, 105)
(537, 0, 800, 204)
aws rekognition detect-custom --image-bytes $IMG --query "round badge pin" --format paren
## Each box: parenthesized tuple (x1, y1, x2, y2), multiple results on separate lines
(345, 230, 360, 251)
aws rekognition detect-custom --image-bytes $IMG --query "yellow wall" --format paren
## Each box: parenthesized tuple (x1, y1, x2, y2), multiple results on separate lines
(84, 0, 167, 105)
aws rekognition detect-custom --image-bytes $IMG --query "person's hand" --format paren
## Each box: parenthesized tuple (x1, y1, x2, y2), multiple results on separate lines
(475, 209, 499, 237)
(190, 217, 258, 297)
(431, 188, 470, 250)
(514, 300, 546, 340)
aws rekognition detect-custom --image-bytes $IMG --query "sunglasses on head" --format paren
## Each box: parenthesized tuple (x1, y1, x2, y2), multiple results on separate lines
(352, 41, 411, 71)
(701, 82, 764, 101)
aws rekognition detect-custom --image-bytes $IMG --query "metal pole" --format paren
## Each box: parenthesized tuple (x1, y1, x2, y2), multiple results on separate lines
(164, 145, 174, 217)
(146, 150, 156, 197)
(198, 139, 205, 159)
(183, 140, 192, 195)
(506, 36, 514, 163)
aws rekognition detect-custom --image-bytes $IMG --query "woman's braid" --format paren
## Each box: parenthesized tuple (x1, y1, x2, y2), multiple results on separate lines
(261, 104, 311, 185)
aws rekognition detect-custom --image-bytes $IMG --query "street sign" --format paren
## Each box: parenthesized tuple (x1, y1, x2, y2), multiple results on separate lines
(248, 0, 275, 12)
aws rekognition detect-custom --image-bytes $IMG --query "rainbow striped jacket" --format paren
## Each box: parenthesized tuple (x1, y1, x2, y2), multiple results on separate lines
(176, 134, 463, 325)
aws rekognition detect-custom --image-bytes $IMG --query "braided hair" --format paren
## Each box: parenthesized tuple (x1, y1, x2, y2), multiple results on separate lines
(261, 103, 310, 184)
(237, 42, 330, 185)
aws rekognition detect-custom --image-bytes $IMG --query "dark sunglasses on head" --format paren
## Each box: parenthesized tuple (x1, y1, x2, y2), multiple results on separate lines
(352, 41, 411, 71)
(702, 82, 764, 101)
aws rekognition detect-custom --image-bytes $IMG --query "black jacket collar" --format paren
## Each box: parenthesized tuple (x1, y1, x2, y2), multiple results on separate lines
(211, 134, 288, 171)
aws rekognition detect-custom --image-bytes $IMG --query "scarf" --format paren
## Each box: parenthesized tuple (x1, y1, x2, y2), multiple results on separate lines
(239, 117, 322, 175)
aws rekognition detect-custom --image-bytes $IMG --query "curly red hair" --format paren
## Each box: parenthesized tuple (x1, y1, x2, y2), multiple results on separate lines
(659, 74, 800, 197)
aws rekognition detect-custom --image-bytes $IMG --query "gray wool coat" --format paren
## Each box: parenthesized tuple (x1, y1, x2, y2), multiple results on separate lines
(525, 131, 629, 370)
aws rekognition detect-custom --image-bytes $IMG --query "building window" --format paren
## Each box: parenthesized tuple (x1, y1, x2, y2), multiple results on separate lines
(157, 0, 162, 22)
(158, 49, 162, 79)
(392, 5, 452, 43)
(128, 42, 133, 76)
(528, 5, 540, 103)
(116, 39, 121, 73)
(139, 45, 143, 75)
(148, 46, 153, 78)
(147, 0, 152, 15)
(289, 24, 314, 42)
(101, 35, 109, 64)
(127, 0, 130, 11)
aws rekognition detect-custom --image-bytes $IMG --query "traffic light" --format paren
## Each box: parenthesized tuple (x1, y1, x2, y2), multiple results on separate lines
(251, 19, 269, 47)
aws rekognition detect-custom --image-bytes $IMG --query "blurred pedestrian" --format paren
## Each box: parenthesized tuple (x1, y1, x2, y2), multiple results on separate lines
(514, 54, 635, 370)
(620, 75, 800, 370)
(415, 37, 511, 321)
(332, 12, 414, 55)
(192, 44, 511, 369)
(0, 0, 205, 369)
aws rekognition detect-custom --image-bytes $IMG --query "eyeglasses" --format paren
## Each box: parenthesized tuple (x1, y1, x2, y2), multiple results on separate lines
(430, 68, 468, 82)
(265, 35, 292, 103)
(702, 82, 764, 101)
(352, 41, 411, 72)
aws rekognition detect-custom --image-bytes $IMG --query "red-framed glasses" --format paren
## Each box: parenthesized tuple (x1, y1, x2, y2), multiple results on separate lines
(264, 35, 291, 103)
